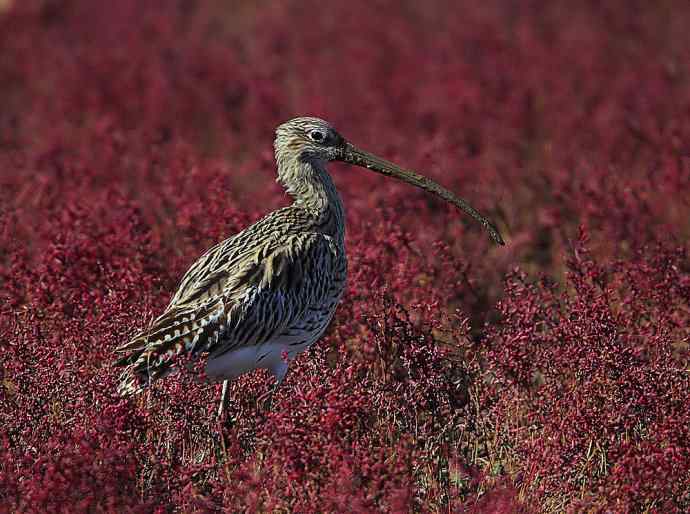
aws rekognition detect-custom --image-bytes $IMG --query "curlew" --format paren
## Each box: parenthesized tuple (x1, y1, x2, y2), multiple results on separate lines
(115, 117, 504, 416)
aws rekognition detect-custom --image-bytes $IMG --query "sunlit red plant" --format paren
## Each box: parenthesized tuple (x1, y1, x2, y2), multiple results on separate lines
(1, 0, 688, 512)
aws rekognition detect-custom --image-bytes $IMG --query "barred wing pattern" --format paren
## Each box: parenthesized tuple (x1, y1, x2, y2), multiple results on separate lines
(115, 215, 344, 396)
(169, 207, 322, 307)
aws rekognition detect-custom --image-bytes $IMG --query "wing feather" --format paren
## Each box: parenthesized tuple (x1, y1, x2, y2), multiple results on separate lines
(115, 229, 341, 395)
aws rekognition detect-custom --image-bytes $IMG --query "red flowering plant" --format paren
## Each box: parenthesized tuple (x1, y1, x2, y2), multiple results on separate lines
(1, 0, 689, 512)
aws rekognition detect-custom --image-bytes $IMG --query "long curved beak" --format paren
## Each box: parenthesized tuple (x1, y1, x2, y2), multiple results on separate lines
(338, 142, 505, 245)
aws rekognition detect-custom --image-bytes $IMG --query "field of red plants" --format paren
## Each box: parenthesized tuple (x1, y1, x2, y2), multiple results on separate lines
(1, 0, 689, 512)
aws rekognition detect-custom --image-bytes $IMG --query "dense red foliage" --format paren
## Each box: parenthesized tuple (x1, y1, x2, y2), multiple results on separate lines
(1, 0, 689, 512)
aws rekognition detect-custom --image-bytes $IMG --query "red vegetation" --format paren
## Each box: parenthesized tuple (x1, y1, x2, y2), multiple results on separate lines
(1, 0, 689, 512)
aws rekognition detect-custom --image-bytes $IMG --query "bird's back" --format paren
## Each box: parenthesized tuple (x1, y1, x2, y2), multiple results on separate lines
(168, 205, 340, 307)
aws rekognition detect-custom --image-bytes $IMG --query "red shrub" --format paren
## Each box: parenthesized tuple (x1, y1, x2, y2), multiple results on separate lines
(479, 230, 689, 511)
(1, 422, 150, 513)
(1, 0, 689, 512)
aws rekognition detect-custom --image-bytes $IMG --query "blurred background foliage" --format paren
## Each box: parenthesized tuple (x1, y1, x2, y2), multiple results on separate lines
(0, 0, 688, 512)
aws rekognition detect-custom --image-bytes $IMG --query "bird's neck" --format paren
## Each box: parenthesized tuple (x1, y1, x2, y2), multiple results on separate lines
(277, 158, 345, 238)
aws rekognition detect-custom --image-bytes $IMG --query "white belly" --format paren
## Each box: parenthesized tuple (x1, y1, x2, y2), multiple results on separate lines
(204, 292, 342, 383)
(204, 337, 318, 383)
(204, 315, 333, 383)
(204, 345, 261, 381)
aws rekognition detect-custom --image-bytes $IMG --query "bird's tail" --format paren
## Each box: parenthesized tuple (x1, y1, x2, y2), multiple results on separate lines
(114, 300, 226, 396)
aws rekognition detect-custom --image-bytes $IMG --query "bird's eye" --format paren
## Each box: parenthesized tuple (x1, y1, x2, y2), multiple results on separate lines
(309, 130, 325, 143)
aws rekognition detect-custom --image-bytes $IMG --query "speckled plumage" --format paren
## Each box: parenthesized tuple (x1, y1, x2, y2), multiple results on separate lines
(115, 116, 503, 401)
(116, 118, 347, 396)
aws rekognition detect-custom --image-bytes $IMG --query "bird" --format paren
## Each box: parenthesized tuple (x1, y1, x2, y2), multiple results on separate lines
(114, 116, 504, 417)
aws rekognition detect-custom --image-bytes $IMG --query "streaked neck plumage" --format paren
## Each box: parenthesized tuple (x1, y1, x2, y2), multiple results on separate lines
(275, 152, 345, 242)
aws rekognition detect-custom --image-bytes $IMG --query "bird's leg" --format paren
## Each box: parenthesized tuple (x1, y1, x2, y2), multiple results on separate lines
(260, 359, 288, 411)
(217, 379, 229, 419)
(264, 378, 282, 411)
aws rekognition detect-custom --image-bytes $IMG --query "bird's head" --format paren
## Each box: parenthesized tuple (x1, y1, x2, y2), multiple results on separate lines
(274, 116, 505, 245)
(274, 117, 346, 164)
